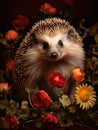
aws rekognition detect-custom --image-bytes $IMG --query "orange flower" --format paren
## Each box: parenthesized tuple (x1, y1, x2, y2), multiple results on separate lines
(72, 67, 85, 81)
(5, 30, 19, 41)
(40, 2, 51, 10)
(6, 59, 15, 71)
(0, 83, 10, 92)
(40, 2, 57, 15)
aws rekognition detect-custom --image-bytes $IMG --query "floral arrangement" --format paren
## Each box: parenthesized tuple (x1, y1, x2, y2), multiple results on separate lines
(0, 1, 98, 129)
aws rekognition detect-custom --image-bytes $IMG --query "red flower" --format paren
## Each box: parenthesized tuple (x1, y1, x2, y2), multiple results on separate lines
(48, 72, 66, 89)
(64, 0, 75, 6)
(5, 115, 18, 128)
(12, 14, 29, 31)
(32, 90, 52, 108)
(42, 113, 59, 127)
(6, 59, 15, 71)
(72, 66, 85, 81)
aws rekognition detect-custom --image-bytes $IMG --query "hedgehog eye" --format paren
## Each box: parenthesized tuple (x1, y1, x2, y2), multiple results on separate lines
(58, 40, 63, 47)
(43, 42, 49, 50)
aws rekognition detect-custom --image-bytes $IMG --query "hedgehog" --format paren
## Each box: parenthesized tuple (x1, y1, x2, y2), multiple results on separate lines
(13, 17, 85, 101)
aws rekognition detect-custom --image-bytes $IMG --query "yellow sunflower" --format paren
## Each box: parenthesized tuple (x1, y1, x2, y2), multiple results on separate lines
(75, 84, 96, 110)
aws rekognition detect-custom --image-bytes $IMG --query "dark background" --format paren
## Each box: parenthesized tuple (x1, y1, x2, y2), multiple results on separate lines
(0, 0, 98, 32)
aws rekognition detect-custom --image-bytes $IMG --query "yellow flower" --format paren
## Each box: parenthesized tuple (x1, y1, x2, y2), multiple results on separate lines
(75, 84, 96, 110)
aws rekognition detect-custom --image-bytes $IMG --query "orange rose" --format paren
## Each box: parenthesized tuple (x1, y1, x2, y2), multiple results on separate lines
(0, 82, 10, 92)
(40, 2, 57, 15)
(47, 7, 57, 15)
(5, 30, 19, 41)
(40, 2, 51, 10)
(72, 67, 85, 81)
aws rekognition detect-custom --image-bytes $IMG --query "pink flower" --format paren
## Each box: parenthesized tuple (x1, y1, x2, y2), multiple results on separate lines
(72, 66, 85, 81)
(5, 30, 19, 41)
(42, 113, 59, 127)
(0, 83, 10, 92)
(12, 14, 29, 31)
(5, 115, 18, 128)
(32, 90, 52, 108)
(48, 72, 66, 89)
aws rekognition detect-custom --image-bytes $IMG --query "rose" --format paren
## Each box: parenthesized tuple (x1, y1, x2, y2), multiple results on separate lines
(5, 30, 19, 41)
(6, 59, 15, 71)
(72, 66, 85, 81)
(48, 72, 66, 89)
(5, 115, 18, 128)
(40, 2, 51, 10)
(42, 113, 59, 127)
(40, 2, 57, 15)
(12, 14, 29, 31)
(32, 90, 52, 108)
(0, 82, 10, 92)
(64, 0, 75, 6)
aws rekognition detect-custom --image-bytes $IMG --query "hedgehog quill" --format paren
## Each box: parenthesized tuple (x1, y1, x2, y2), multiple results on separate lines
(13, 17, 85, 101)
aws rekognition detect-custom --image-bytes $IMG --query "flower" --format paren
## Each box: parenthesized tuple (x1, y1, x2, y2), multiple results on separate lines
(12, 14, 30, 31)
(42, 113, 59, 127)
(5, 115, 18, 128)
(40, 3, 57, 15)
(32, 90, 52, 108)
(64, 0, 75, 6)
(5, 30, 19, 41)
(6, 59, 15, 71)
(59, 94, 71, 108)
(72, 66, 85, 81)
(0, 82, 10, 92)
(75, 84, 96, 110)
(48, 72, 66, 89)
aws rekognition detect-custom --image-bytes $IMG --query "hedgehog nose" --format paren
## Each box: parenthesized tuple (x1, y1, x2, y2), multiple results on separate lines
(51, 52, 58, 59)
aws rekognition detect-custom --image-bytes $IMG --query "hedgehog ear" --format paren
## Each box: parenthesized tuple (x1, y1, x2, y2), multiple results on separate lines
(67, 29, 77, 40)
(30, 33, 38, 45)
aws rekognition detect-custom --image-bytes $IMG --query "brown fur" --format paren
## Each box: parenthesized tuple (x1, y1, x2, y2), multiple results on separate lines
(13, 17, 85, 100)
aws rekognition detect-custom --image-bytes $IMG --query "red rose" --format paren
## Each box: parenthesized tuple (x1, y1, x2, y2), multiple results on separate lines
(5, 115, 18, 128)
(6, 59, 15, 71)
(48, 72, 66, 89)
(32, 90, 52, 108)
(42, 113, 59, 127)
(12, 14, 29, 31)
(64, 0, 75, 6)
(72, 66, 85, 81)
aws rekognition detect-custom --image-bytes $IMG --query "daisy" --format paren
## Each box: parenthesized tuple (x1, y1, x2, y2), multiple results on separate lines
(75, 84, 96, 110)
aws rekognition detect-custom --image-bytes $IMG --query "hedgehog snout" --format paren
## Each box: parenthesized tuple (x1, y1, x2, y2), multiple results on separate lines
(51, 52, 58, 59)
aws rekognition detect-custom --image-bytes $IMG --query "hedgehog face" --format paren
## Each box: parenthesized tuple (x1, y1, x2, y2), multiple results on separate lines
(26, 18, 84, 63)
(39, 33, 72, 61)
